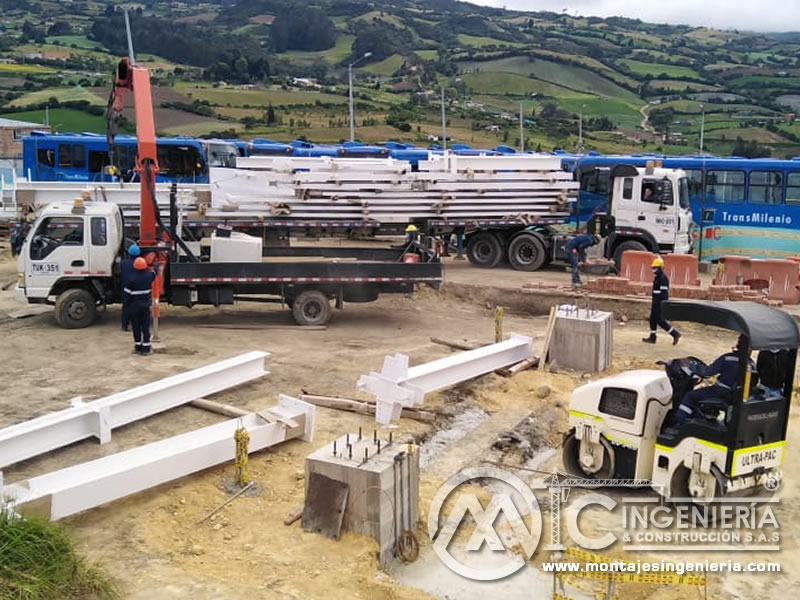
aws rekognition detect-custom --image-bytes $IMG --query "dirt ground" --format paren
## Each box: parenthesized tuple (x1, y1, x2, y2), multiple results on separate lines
(1, 250, 799, 600)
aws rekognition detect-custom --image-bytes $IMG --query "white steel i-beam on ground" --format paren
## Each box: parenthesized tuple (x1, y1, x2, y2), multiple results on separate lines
(0, 395, 315, 521)
(0, 351, 269, 469)
(358, 334, 532, 424)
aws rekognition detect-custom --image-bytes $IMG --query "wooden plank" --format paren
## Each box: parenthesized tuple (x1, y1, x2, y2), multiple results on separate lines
(190, 398, 250, 418)
(302, 473, 349, 540)
(298, 394, 438, 423)
(497, 356, 540, 377)
(539, 306, 557, 372)
(196, 324, 327, 331)
(284, 506, 304, 526)
(430, 337, 482, 352)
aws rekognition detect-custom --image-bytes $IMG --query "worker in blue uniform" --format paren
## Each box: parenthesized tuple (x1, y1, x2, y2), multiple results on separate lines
(120, 243, 140, 332)
(642, 256, 681, 345)
(124, 256, 157, 355)
(564, 234, 600, 287)
(674, 336, 755, 424)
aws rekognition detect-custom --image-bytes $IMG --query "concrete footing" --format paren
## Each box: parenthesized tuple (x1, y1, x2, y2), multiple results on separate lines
(551, 305, 613, 373)
(305, 433, 419, 567)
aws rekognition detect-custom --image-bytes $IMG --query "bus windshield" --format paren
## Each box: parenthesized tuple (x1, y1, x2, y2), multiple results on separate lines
(679, 177, 690, 210)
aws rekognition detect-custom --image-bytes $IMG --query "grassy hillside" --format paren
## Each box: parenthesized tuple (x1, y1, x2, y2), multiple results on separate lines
(1, 0, 799, 156)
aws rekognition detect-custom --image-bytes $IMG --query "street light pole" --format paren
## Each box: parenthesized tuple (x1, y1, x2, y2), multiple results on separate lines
(519, 102, 524, 152)
(578, 109, 583, 153)
(699, 104, 705, 154)
(441, 87, 447, 150)
(348, 52, 372, 142)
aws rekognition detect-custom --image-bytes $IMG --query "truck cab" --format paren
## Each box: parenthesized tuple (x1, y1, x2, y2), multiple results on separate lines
(596, 164, 693, 266)
(16, 201, 124, 326)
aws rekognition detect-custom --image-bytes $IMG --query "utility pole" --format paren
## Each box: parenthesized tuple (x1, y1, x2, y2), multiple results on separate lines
(699, 103, 705, 154)
(577, 108, 583, 153)
(348, 52, 372, 142)
(441, 87, 447, 150)
(519, 102, 524, 152)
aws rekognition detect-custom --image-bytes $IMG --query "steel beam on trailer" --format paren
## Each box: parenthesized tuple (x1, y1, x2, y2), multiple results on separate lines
(0, 395, 314, 521)
(0, 351, 269, 469)
(357, 334, 532, 424)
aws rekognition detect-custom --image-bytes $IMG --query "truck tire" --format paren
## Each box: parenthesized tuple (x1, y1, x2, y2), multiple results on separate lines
(54, 288, 97, 329)
(466, 232, 503, 268)
(292, 290, 331, 326)
(612, 240, 648, 270)
(507, 232, 547, 271)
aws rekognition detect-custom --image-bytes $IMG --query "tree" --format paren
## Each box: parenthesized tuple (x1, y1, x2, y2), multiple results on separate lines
(270, 7, 336, 53)
(266, 104, 276, 126)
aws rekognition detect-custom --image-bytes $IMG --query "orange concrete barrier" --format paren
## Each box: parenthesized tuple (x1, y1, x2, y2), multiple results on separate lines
(713, 256, 757, 286)
(761, 259, 800, 304)
(619, 250, 655, 283)
(663, 254, 701, 287)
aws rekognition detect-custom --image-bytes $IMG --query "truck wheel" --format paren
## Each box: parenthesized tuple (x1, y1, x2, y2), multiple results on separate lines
(292, 290, 331, 326)
(466, 232, 503, 268)
(508, 233, 546, 271)
(54, 288, 97, 329)
(612, 240, 648, 270)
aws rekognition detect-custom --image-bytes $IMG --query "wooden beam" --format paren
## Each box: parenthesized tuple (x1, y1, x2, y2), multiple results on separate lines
(190, 398, 250, 418)
(497, 356, 540, 377)
(539, 307, 557, 372)
(298, 394, 438, 423)
(430, 337, 481, 352)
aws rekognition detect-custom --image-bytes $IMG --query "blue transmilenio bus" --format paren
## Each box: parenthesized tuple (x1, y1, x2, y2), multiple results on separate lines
(574, 154, 800, 261)
(22, 132, 210, 183)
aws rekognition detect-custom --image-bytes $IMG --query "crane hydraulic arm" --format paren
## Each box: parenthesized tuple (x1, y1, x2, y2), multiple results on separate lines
(109, 57, 160, 247)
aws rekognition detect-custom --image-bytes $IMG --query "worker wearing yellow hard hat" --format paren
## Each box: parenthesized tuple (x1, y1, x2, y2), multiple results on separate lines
(405, 224, 418, 243)
(643, 255, 681, 345)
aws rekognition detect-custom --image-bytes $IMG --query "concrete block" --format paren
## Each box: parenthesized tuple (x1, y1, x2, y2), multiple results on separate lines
(305, 433, 419, 567)
(210, 231, 262, 263)
(550, 305, 613, 373)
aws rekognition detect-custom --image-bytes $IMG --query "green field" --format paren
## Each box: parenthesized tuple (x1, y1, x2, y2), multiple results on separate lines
(648, 79, 720, 92)
(0, 63, 56, 74)
(414, 50, 438, 61)
(559, 96, 642, 128)
(461, 56, 639, 100)
(459, 71, 582, 97)
(0, 108, 107, 132)
(176, 84, 349, 107)
(618, 59, 701, 80)
(45, 35, 106, 50)
(361, 54, 405, 76)
(282, 35, 354, 65)
(457, 34, 524, 48)
(728, 75, 800, 89)
(10, 86, 105, 108)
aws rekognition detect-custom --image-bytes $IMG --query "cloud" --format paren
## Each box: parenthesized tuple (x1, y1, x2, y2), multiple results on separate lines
(467, 0, 800, 32)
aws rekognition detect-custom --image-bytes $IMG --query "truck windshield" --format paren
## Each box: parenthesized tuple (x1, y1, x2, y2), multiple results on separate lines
(679, 177, 690, 210)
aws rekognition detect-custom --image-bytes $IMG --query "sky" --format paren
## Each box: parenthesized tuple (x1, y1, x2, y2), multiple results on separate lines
(467, 0, 800, 32)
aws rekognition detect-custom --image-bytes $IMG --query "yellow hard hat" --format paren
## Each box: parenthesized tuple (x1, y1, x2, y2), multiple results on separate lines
(651, 256, 664, 268)
(406, 224, 418, 233)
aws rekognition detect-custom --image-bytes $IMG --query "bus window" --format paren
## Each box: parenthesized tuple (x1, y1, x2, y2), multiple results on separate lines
(37, 148, 55, 167)
(72, 144, 85, 169)
(157, 145, 204, 179)
(622, 178, 633, 199)
(580, 170, 610, 197)
(748, 171, 783, 204)
(685, 169, 703, 196)
(88, 150, 110, 174)
(58, 144, 72, 168)
(706, 170, 745, 204)
(786, 172, 800, 205)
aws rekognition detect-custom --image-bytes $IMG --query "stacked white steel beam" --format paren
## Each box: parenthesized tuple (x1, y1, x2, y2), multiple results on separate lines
(5, 180, 204, 221)
(209, 154, 576, 223)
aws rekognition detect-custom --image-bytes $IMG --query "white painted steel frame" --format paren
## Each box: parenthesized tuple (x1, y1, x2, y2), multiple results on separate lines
(358, 334, 532, 423)
(0, 395, 314, 520)
(0, 351, 269, 469)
